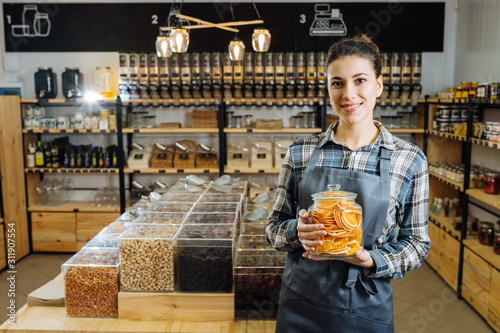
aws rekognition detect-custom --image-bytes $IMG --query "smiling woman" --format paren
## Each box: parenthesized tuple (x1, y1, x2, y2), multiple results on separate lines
(266, 35, 430, 333)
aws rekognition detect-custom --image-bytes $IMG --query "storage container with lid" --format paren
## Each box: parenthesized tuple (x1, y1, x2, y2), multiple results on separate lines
(62, 67, 84, 98)
(35, 67, 58, 99)
(195, 143, 218, 168)
(234, 234, 285, 320)
(227, 143, 250, 169)
(484, 172, 500, 194)
(118, 224, 181, 292)
(251, 141, 273, 169)
(478, 222, 494, 246)
(199, 193, 243, 203)
(275, 139, 293, 168)
(176, 224, 236, 292)
(62, 247, 120, 317)
(160, 191, 201, 202)
(147, 201, 194, 213)
(133, 211, 188, 224)
(307, 184, 363, 257)
(83, 232, 121, 248)
(184, 212, 238, 225)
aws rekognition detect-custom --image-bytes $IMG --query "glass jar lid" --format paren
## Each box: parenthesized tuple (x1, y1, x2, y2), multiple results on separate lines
(480, 222, 494, 229)
(310, 184, 357, 200)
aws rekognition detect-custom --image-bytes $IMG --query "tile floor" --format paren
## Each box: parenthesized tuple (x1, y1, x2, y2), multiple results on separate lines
(0, 254, 495, 332)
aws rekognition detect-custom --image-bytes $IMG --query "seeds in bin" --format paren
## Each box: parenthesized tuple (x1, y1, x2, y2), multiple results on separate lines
(310, 201, 362, 256)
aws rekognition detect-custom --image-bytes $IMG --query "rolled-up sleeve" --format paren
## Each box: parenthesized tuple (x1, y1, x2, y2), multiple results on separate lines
(266, 148, 302, 252)
(367, 158, 430, 279)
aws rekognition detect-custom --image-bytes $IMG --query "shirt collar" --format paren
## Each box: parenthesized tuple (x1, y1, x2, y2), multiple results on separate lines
(317, 120, 397, 151)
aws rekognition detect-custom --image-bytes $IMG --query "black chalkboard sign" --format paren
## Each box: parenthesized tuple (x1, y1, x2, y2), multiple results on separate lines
(3, 2, 445, 52)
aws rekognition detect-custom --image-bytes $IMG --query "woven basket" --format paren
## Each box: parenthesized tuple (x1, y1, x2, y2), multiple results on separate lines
(255, 119, 283, 129)
(192, 110, 218, 128)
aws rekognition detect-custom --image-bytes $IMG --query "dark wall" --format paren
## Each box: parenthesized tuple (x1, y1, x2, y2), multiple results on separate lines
(3, 2, 445, 53)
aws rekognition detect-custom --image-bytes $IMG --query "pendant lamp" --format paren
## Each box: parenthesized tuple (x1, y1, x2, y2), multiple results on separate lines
(252, 28, 271, 52)
(169, 26, 190, 53)
(228, 37, 245, 61)
(155, 30, 172, 57)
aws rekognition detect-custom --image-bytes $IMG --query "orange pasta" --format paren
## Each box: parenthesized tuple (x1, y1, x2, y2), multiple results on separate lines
(309, 198, 362, 257)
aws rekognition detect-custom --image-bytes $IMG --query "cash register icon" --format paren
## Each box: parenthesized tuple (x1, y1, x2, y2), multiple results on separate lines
(309, 4, 347, 37)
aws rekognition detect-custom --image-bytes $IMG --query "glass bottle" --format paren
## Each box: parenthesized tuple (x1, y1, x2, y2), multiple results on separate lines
(35, 141, 45, 167)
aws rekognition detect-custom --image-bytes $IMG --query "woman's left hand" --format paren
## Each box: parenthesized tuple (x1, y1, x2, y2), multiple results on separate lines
(302, 249, 376, 269)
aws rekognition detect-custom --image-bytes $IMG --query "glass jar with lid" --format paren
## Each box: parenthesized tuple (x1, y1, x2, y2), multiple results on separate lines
(35, 67, 58, 99)
(484, 172, 500, 194)
(94, 67, 115, 99)
(62, 67, 84, 98)
(479, 222, 494, 246)
(308, 184, 362, 258)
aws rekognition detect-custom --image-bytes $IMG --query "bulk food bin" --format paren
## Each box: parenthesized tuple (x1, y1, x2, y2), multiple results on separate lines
(234, 235, 285, 320)
(119, 224, 181, 292)
(147, 201, 194, 213)
(199, 193, 243, 203)
(159, 192, 202, 202)
(133, 211, 188, 224)
(83, 232, 121, 248)
(176, 224, 236, 292)
(183, 212, 238, 225)
(102, 221, 131, 234)
(62, 247, 120, 318)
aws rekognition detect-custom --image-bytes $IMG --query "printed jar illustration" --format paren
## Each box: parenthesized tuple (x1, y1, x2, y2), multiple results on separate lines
(308, 184, 363, 257)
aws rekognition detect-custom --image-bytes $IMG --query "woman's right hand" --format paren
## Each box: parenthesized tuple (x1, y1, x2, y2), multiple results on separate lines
(297, 209, 326, 253)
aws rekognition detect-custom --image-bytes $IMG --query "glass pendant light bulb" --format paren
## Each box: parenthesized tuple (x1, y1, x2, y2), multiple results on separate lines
(169, 28, 190, 53)
(228, 39, 245, 61)
(252, 28, 271, 52)
(156, 34, 172, 57)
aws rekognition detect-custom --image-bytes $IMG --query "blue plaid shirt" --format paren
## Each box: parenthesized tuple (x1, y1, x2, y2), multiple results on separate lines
(266, 121, 430, 279)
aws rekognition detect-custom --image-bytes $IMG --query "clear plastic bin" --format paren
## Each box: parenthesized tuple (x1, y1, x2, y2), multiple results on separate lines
(119, 224, 180, 292)
(199, 193, 243, 203)
(147, 201, 194, 213)
(159, 192, 201, 202)
(84, 233, 121, 248)
(184, 212, 238, 225)
(103, 221, 131, 234)
(134, 211, 188, 224)
(62, 247, 120, 318)
(192, 202, 240, 213)
(176, 224, 235, 292)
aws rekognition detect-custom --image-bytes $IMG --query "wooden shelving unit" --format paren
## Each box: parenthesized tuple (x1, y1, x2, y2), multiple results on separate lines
(223, 168, 281, 174)
(471, 137, 500, 149)
(28, 201, 120, 213)
(429, 172, 463, 191)
(23, 129, 117, 134)
(428, 212, 461, 240)
(427, 129, 467, 142)
(463, 238, 500, 272)
(122, 128, 218, 134)
(387, 128, 425, 134)
(224, 128, 322, 134)
(25, 168, 119, 174)
(124, 168, 219, 174)
(466, 188, 500, 210)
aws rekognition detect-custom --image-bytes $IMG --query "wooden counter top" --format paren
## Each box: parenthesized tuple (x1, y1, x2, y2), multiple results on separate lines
(0, 305, 276, 333)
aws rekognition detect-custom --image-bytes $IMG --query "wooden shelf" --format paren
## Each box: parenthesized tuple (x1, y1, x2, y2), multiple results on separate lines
(124, 168, 219, 174)
(471, 137, 500, 149)
(0, 218, 3, 224)
(466, 188, 500, 210)
(224, 128, 321, 134)
(0, 304, 276, 333)
(387, 128, 425, 134)
(25, 168, 119, 174)
(23, 129, 116, 134)
(425, 98, 500, 106)
(428, 130, 467, 142)
(28, 201, 120, 213)
(125, 97, 323, 107)
(429, 212, 461, 240)
(122, 128, 218, 134)
(224, 168, 281, 174)
(463, 238, 500, 272)
(126, 98, 219, 107)
(21, 98, 117, 106)
(429, 172, 463, 191)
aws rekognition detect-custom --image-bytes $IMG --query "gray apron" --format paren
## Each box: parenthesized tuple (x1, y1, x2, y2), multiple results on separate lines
(275, 146, 394, 333)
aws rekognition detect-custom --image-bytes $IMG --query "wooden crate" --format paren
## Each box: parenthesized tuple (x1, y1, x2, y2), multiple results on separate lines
(76, 212, 120, 246)
(462, 247, 491, 313)
(118, 292, 234, 322)
(437, 229, 460, 291)
(489, 268, 500, 332)
(426, 222, 441, 270)
(31, 212, 77, 252)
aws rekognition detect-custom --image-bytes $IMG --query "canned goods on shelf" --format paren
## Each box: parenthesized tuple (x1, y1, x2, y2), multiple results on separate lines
(491, 83, 499, 99)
